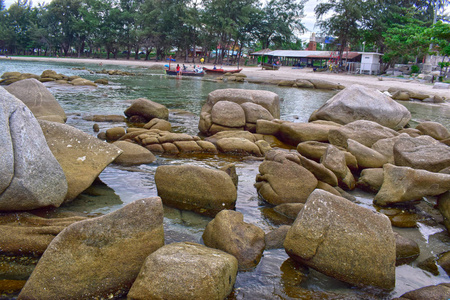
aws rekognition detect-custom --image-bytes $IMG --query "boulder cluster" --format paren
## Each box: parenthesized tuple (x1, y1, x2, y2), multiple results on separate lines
(0, 74, 449, 299)
(0, 70, 106, 87)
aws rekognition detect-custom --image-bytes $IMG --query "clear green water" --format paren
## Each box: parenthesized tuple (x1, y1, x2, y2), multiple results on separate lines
(1, 59, 449, 299)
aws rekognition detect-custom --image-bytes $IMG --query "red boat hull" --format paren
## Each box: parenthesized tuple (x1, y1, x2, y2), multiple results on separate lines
(203, 67, 242, 74)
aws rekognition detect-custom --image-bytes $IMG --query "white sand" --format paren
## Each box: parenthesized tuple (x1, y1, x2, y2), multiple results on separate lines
(2, 56, 449, 99)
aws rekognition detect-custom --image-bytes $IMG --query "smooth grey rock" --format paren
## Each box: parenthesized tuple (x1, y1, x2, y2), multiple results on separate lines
(0, 87, 67, 210)
(309, 84, 411, 130)
(4, 78, 66, 123)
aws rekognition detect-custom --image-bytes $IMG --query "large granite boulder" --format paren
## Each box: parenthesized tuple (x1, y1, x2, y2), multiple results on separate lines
(128, 242, 237, 300)
(198, 89, 280, 135)
(4, 78, 67, 123)
(202, 210, 265, 271)
(0, 88, 67, 211)
(18, 197, 165, 299)
(373, 164, 450, 206)
(255, 150, 318, 205)
(284, 189, 396, 290)
(277, 121, 341, 146)
(328, 120, 399, 148)
(393, 135, 450, 172)
(38, 120, 122, 201)
(124, 98, 169, 122)
(155, 165, 237, 217)
(309, 84, 411, 130)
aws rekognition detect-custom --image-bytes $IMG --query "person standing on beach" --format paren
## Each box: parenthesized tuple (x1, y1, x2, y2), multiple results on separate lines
(176, 64, 181, 76)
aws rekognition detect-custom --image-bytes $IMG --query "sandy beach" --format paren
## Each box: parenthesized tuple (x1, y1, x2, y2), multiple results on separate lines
(2, 56, 450, 99)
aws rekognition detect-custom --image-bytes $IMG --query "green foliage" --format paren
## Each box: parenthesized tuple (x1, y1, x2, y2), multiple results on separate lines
(382, 10, 430, 65)
(315, 0, 363, 63)
(411, 65, 420, 73)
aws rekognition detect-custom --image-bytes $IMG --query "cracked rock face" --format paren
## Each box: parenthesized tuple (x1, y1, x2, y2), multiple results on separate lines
(284, 189, 396, 290)
(0, 87, 67, 210)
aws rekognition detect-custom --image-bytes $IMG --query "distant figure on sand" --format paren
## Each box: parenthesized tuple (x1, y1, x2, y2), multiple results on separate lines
(176, 64, 181, 76)
(200, 57, 205, 64)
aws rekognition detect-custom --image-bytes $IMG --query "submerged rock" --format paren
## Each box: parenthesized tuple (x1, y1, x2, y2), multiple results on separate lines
(18, 197, 164, 299)
(284, 189, 396, 290)
(128, 242, 237, 300)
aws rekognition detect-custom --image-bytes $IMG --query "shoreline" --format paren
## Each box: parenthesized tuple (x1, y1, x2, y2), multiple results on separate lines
(2, 55, 449, 98)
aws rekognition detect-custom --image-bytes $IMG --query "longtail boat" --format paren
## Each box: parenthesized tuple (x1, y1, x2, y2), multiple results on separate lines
(165, 69, 204, 77)
(203, 67, 242, 74)
(261, 63, 280, 70)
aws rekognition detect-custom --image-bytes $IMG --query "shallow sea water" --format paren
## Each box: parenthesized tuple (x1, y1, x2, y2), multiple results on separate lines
(1, 59, 449, 299)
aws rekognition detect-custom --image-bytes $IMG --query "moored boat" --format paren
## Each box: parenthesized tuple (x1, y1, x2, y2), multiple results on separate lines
(203, 67, 242, 74)
(165, 69, 204, 77)
(261, 63, 280, 70)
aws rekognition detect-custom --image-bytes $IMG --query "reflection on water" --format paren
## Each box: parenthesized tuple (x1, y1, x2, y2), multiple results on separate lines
(1, 59, 449, 299)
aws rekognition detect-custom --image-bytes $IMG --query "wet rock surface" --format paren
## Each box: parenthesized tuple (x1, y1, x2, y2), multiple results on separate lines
(284, 189, 396, 290)
(18, 197, 164, 299)
(202, 210, 265, 271)
(128, 242, 238, 300)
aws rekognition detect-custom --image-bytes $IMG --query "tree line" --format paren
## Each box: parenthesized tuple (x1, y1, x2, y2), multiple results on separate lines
(0, 0, 448, 68)
(0, 0, 305, 64)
